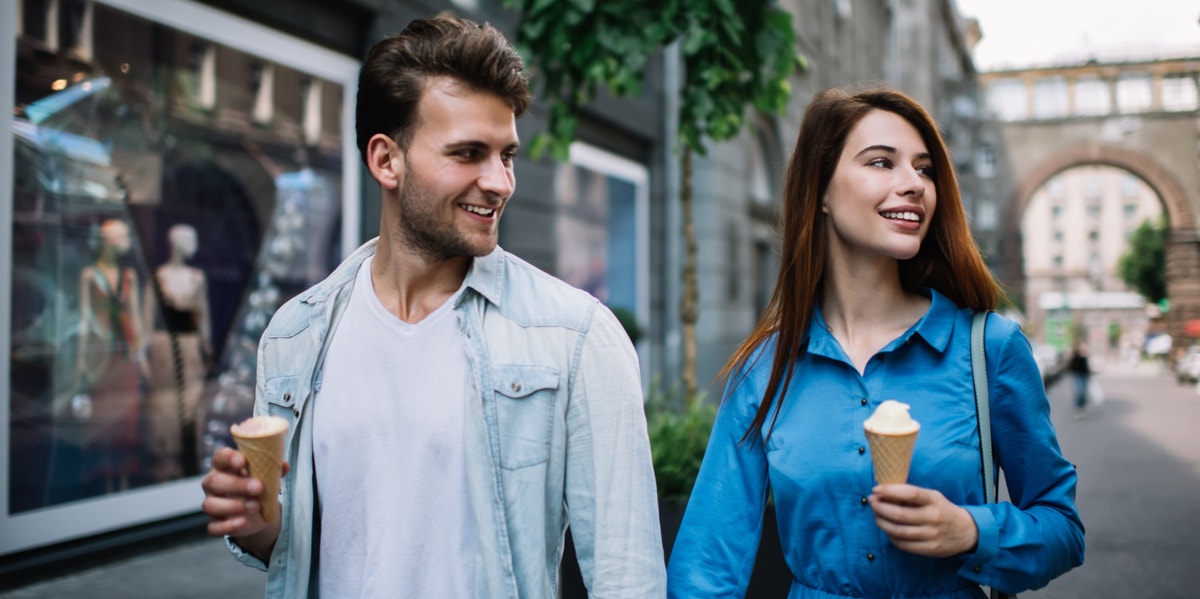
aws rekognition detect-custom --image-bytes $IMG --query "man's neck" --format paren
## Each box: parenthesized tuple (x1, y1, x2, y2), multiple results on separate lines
(369, 238, 471, 324)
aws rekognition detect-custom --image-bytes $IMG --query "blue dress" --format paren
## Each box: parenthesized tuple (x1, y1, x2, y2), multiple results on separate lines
(666, 290, 1084, 598)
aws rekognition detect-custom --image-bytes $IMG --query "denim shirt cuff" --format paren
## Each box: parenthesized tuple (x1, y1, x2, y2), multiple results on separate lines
(226, 535, 270, 572)
(957, 504, 999, 584)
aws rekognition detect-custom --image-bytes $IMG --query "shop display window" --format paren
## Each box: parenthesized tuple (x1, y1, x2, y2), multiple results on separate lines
(2, 0, 360, 555)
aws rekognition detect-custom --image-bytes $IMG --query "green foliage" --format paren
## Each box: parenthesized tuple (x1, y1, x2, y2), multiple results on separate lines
(1117, 217, 1166, 304)
(504, 0, 799, 160)
(644, 382, 715, 503)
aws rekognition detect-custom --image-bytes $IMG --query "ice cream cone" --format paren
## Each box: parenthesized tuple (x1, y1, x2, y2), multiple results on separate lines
(230, 416, 289, 524)
(864, 429, 919, 485)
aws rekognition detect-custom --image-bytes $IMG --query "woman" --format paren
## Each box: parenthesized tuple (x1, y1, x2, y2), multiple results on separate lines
(666, 86, 1084, 598)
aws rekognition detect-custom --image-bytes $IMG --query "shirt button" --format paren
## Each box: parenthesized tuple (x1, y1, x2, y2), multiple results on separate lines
(284, 393, 291, 401)
(878, 355, 886, 362)
(860, 497, 868, 506)
(867, 552, 875, 561)
(293, 408, 300, 417)
(858, 446, 866, 455)
(511, 382, 522, 393)
(974, 566, 982, 574)
(860, 397, 868, 406)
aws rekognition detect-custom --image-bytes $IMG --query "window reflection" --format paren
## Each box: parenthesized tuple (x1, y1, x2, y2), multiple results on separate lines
(10, 0, 344, 512)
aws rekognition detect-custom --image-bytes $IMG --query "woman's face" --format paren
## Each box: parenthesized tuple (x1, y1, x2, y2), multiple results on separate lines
(822, 109, 936, 263)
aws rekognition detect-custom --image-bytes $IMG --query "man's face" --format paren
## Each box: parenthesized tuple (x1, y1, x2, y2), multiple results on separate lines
(391, 77, 519, 261)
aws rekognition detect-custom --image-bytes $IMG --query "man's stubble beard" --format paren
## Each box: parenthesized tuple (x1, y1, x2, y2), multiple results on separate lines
(394, 160, 499, 263)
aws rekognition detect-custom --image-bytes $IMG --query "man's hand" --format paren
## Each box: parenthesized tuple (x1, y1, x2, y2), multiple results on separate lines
(200, 447, 289, 562)
(868, 484, 979, 558)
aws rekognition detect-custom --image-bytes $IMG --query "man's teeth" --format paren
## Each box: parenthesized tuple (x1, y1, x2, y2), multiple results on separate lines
(881, 211, 920, 222)
(463, 205, 495, 216)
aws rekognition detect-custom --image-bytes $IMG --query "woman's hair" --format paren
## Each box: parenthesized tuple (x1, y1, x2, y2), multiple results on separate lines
(724, 84, 1002, 442)
(354, 15, 530, 164)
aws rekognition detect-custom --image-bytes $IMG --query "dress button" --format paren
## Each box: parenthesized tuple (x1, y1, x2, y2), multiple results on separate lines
(867, 552, 875, 561)
(860, 397, 868, 406)
(860, 497, 868, 506)
(858, 446, 866, 455)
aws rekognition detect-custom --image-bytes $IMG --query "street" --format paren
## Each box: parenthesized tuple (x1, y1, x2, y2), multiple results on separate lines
(1024, 362, 1200, 598)
(3, 365, 1199, 598)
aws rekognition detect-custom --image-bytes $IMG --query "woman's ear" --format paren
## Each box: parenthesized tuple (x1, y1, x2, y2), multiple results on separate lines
(366, 134, 403, 190)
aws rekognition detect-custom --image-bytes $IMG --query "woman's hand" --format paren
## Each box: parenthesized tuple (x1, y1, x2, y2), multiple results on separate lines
(868, 484, 979, 557)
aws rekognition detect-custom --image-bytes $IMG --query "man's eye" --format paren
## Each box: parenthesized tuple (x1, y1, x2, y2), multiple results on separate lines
(501, 151, 517, 163)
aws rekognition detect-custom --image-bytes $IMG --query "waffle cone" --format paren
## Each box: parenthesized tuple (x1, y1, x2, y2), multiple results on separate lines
(230, 416, 289, 524)
(865, 428, 918, 485)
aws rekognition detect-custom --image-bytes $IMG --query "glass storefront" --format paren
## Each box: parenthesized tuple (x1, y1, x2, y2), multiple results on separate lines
(2, 0, 360, 555)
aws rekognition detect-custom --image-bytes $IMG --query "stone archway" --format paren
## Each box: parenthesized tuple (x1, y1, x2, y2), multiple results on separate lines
(1008, 142, 1200, 352)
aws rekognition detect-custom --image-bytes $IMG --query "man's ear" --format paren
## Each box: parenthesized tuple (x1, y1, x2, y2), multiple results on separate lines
(366, 133, 403, 190)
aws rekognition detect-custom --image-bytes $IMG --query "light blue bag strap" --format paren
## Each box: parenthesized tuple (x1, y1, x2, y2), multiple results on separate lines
(970, 310, 997, 504)
(971, 310, 1015, 599)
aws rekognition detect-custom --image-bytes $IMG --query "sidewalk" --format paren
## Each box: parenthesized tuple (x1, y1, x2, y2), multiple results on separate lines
(0, 527, 265, 599)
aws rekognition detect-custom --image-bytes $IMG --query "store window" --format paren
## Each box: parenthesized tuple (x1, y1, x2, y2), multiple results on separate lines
(554, 142, 649, 354)
(3, 0, 359, 555)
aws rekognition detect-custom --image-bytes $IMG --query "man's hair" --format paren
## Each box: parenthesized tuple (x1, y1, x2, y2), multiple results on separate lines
(355, 15, 530, 164)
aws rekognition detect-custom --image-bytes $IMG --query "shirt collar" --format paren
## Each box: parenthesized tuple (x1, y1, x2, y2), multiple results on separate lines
(807, 288, 958, 358)
(461, 245, 505, 307)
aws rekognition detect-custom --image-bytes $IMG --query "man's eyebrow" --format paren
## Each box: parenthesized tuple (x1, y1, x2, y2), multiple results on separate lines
(444, 140, 522, 151)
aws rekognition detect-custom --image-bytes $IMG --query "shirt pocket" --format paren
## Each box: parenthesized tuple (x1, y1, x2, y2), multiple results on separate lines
(492, 364, 561, 470)
(263, 375, 307, 424)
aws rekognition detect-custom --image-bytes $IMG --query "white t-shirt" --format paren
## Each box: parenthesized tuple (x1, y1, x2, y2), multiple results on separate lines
(313, 255, 475, 597)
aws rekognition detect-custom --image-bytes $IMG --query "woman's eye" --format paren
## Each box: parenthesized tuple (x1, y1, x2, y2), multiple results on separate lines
(867, 158, 891, 168)
(916, 165, 935, 177)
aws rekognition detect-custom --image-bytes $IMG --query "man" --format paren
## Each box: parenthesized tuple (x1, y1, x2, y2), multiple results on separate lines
(200, 15, 665, 598)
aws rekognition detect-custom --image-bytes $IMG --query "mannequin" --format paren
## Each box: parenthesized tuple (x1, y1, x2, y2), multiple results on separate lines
(75, 218, 146, 493)
(144, 224, 212, 480)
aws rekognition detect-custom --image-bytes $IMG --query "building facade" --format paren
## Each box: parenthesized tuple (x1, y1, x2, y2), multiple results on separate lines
(978, 54, 1200, 356)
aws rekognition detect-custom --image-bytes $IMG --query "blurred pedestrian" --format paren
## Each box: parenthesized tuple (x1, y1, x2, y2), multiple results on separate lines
(1068, 341, 1092, 418)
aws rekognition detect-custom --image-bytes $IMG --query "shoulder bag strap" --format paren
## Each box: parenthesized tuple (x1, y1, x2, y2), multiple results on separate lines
(970, 310, 997, 504)
(970, 310, 1015, 599)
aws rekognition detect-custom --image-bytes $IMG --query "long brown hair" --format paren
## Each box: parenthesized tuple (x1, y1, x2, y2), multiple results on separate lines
(723, 84, 1002, 443)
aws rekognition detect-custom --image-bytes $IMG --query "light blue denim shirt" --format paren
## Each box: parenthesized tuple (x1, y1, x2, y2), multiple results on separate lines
(226, 238, 666, 598)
